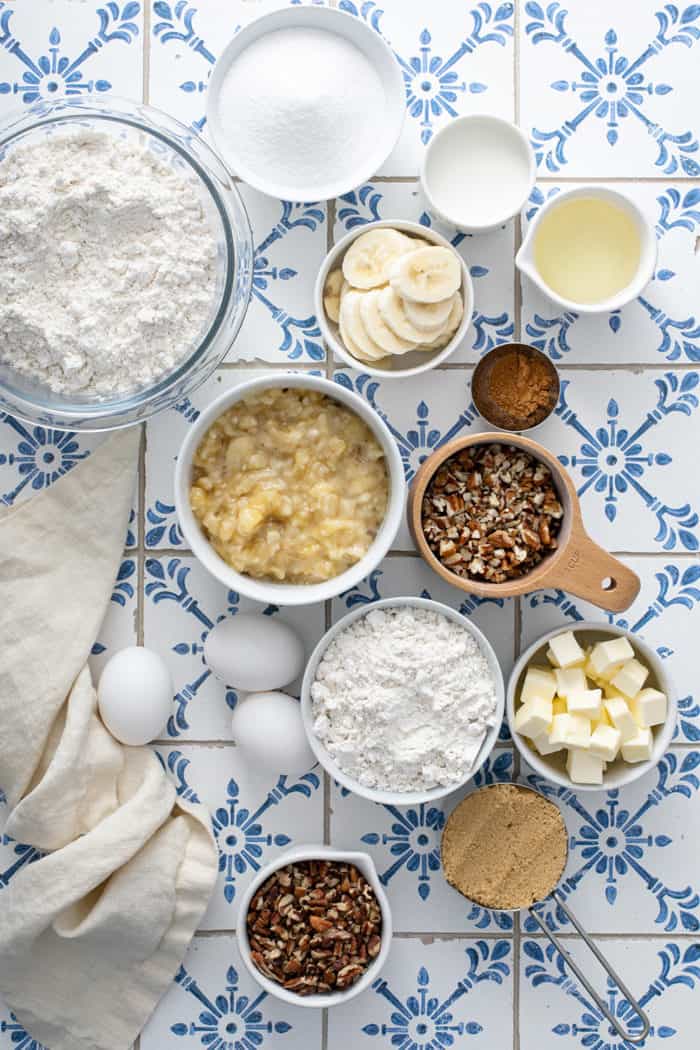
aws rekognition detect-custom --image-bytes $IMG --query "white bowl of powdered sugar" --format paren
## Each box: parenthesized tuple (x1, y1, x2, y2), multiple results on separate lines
(206, 5, 405, 202)
(301, 597, 505, 805)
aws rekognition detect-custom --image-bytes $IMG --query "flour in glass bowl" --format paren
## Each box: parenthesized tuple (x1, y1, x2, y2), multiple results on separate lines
(310, 606, 500, 794)
(0, 130, 219, 398)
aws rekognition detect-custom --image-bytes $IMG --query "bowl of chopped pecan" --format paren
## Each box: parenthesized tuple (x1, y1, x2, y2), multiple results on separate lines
(409, 434, 640, 612)
(237, 846, 391, 1007)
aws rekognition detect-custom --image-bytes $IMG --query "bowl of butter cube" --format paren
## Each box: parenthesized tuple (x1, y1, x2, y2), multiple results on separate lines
(507, 623, 677, 791)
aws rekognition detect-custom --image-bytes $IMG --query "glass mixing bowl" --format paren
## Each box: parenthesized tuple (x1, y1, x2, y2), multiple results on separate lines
(0, 96, 253, 431)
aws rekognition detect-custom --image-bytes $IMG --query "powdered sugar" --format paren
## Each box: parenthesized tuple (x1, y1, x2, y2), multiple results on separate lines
(310, 605, 500, 793)
(0, 130, 219, 397)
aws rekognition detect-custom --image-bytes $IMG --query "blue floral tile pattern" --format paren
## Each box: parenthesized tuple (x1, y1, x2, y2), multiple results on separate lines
(140, 935, 322, 1049)
(521, 183, 700, 364)
(520, 939, 700, 1050)
(328, 938, 513, 1048)
(0, 1, 143, 117)
(520, 1, 700, 176)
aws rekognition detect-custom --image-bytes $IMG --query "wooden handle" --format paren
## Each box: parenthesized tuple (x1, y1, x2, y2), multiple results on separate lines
(547, 520, 640, 613)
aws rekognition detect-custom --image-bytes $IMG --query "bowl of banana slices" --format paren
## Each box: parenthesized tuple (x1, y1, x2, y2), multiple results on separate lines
(315, 220, 473, 377)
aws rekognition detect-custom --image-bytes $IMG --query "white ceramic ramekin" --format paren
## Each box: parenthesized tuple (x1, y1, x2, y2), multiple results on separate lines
(174, 373, 405, 607)
(301, 596, 505, 805)
(507, 622, 677, 792)
(515, 185, 657, 314)
(206, 5, 405, 202)
(315, 220, 474, 378)
(237, 844, 392, 1008)
(420, 114, 537, 234)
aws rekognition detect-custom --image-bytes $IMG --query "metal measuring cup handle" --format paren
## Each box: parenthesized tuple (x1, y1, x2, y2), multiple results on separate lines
(528, 892, 650, 1044)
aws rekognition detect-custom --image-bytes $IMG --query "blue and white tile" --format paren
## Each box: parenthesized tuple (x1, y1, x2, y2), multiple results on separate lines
(522, 183, 700, 364)
(519, 0, 700, 177)
(334, 181, 515, 363)
(521, 558, 700, 743)
(141, 933, 322, 1050)
(0, 419, 140, 546)
(0, 0, 143, 117)
(330, 750, 516, 934)
(520, 937, 700, 1050)
(328, 937, 513, 1048)
(89, 555, 139, 681)
(519, 753, 700, 935)
(144, 368, 271, 550)
(143, 554, 326, 740)
(149, 1, 514, 174)
(529, 369, 700, 555)
(332, 367, 482, 550)
(155, 745, 323, 930)
(333, 556, 516, 688)
(234, 187, 327, 364)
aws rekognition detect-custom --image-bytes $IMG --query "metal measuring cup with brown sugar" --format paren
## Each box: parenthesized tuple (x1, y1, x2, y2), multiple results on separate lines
(441, 783, 650, 1044)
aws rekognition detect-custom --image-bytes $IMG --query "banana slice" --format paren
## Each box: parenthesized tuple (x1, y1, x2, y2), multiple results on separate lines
(377, 286, 444, 344)
(360, 289, 417, 356)
(402, 292, 454, 331)
(339, 290, 388, 361)
(342, 228, 416, 289)
(420, 292, 464, 350)
(390, 245, 462, 304)
(323, 269, 344, 323)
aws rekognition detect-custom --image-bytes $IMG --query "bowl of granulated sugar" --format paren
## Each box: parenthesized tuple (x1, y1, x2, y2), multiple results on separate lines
(206, 5, 405, 202)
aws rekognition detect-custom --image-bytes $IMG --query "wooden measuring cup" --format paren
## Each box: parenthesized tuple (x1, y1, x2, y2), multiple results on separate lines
(408, 432, 640, 613)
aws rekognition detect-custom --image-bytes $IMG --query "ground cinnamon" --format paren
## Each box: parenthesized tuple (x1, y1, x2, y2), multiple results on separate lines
(473, 345, 558, 430)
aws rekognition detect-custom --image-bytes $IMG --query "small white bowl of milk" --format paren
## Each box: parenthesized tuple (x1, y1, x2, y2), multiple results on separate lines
(420, 114, 536, 234)
(515, 185, 657, 314)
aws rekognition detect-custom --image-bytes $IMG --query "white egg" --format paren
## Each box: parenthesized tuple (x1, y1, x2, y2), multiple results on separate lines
(98, 646, 173, 746)
(204, 614, 305, 692)
(231, 691, 315, 775)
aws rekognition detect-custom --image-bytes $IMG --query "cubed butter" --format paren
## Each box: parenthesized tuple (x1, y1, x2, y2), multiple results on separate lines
(513, 696, 553, 738)
(604, 697, 638, 742)
(548, 630, 586, 669)
(621, 726, 654, 763)
(594, 704, 613, 728)
(589, 723, 621, 762)
(567, 688, 603, 720)
(554, 667, 587, 698)
(610, 658, 649, 699)
(531, 732, 565, 756)
(629, 688, 667, 728)
(546, 647, 558, 667)
(587, 637, 635, 681)
(549, 712, 591, 750)
(520, 666, 556, 704)
(553, 697, 568, 716)
(603, 682, 627, 701)
(567, 748, 605, 785)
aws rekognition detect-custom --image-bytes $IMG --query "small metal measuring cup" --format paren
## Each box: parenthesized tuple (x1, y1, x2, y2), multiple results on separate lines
(443, 784, 650, 1044)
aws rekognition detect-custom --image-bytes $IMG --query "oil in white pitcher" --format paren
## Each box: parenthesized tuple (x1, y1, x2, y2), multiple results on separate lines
(533, 196, 642, 305)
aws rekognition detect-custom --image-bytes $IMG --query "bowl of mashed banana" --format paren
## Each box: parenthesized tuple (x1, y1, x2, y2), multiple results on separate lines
(175, 374, 406, 605)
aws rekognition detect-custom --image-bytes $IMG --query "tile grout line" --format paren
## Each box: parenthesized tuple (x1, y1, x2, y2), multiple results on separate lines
(214, 359, 700, 372)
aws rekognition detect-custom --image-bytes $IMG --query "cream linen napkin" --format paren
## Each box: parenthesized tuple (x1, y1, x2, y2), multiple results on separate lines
(0, 431, 218, 1050)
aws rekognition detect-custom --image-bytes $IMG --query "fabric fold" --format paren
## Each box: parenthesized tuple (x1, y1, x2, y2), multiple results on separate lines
(0, 432, 219, 1050)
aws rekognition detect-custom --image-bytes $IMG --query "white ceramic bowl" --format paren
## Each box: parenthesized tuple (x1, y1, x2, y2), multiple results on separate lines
(206, 5, 405, 202)
(237, 844, 392, 1008)
(515, 185, 657, 314)
(507, 622, 677, 792)
(301, 596, 505, 805)
(174, 374, 405, 606)
(420, 114, 536, 234)
(315, 220, 474, 378)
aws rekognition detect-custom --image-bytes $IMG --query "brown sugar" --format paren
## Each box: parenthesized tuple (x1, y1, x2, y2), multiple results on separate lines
(441, 783, 568, 910)
(473, 346, 558, 430)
